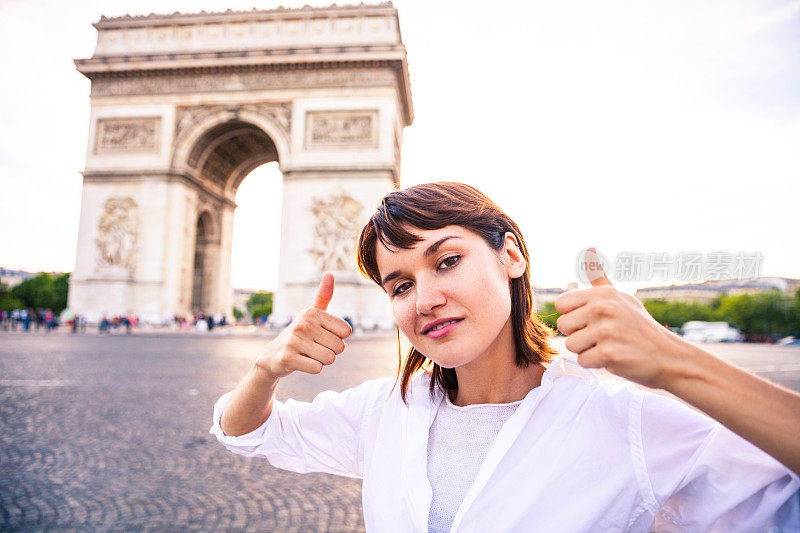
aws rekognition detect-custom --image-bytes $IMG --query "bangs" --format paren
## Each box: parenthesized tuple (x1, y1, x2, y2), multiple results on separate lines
(356, 196, 431, 287)
(372, 197, 429, 251)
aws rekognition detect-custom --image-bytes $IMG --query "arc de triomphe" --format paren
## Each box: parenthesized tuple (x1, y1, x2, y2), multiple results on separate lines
(69, 3, 413, 326)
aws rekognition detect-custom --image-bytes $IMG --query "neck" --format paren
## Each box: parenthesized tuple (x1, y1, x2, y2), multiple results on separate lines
(449, 319, 545, 406)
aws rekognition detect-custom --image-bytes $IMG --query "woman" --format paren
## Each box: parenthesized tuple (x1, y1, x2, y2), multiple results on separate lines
(211, 182, 799, 531)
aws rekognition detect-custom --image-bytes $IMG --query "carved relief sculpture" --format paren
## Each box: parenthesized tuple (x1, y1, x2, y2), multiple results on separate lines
(92, 68, 397, 98)
(309, 191, 364, 271)
(174, 103, 291, 150)
(96, 117, 160, 153)
(305, 110, 378, 149)
(95, 196, 139, 274)
(91, 11, 399, 57)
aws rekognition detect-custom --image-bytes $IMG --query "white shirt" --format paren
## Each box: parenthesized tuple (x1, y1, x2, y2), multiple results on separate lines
(210, 354, 800, 532)
(427, 393, 522, 532)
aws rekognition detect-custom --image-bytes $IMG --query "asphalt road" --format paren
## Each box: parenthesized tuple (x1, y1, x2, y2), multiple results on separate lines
(1, 330, 798, 531)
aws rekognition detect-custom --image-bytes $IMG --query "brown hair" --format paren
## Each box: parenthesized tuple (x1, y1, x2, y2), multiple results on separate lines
(356, 182, 558, 404)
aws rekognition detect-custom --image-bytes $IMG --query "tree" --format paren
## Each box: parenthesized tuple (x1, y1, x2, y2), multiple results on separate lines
(6, 273, 71, 314)
(749, 291, 793, 337)
(716, 291, 794, 338)
(53, 273, 70, 314)
(642, 299, 716, 328)
(232, 307, 244, 321)
(0, 281, 24, 311)
(11, 274, 55, 310)
(792, 289, 800, 336)
(246, 292, 273, 321)
(536, 302, 561, 332)
(714, 294, 753, 335)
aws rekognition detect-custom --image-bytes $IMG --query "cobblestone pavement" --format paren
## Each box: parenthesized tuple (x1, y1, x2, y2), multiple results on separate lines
(0, 331, 398, 532)
(1, 331, 798, 531)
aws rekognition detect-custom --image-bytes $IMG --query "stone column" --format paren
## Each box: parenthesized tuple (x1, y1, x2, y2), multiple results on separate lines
(69, 174, 175, 323)
(160, 180, 199, 319)
(271, 97, 404, 328)
(215, 203, 236, 319)
(271, 169, 395, 329)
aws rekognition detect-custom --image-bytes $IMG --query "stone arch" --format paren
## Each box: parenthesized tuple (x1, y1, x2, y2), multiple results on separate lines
(172, 106, 290, 199)
(194, 205, 221, 244)
(191, 209, 221, 314)
(174, 110, 287, 318)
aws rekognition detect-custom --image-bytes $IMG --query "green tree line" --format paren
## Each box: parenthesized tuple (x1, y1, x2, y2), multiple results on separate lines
(243, 291, 273, 322)
(537, 288, 800, 339)
(0, 273, 70, 314)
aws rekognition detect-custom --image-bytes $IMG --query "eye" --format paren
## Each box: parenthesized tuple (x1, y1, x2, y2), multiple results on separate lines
(392, 281, 412, 296)
(438, 255, 461, 270)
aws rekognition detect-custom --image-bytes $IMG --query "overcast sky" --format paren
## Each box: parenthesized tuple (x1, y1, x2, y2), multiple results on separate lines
(1, 0, 798, 293)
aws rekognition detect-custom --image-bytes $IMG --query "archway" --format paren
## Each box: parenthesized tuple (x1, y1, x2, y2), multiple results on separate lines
(230, 162, 283, 315)
(185, 118, 280, 194)
(191, 210, 218, 314)
(181, 116, 280, 319)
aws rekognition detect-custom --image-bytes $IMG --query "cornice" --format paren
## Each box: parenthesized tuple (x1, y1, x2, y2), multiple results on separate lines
(95, 3, 397, 29)
(75, 46, 407, 74)
(76, 58, 413, 126)
(81, 170, 237, 208)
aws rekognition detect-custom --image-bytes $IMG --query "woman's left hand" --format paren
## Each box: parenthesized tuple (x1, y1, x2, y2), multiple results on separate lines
(556, 249, 800, 475)
(554, 248, 689, 389)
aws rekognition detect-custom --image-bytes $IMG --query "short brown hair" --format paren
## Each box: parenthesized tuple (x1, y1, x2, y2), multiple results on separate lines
(356, 182, 558, 404)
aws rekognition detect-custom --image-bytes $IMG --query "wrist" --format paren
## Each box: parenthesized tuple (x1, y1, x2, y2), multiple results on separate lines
(657, 332, 710, 393)
(252, 360, 280, 383)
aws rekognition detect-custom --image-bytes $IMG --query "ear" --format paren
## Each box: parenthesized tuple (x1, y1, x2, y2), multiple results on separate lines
(502, 232, 526, 279)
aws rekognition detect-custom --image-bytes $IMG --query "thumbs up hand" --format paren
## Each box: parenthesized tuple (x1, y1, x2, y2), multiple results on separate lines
(554, 248, 686, 389)
(256, 272, 353, 379)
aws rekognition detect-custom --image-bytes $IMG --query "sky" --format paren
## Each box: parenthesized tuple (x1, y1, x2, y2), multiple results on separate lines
(1, 0, 798, 294)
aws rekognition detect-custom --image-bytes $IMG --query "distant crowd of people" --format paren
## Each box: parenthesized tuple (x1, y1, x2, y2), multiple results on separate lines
(98, 314, 138, 334)
(1, 309, 233, 334)
(171, 312, 229, 331)
(1, 308, 59, 331)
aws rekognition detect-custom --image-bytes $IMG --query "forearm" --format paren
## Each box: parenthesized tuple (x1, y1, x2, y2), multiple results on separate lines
(220, 363, 280, 437)
(665, 341, 800, 476)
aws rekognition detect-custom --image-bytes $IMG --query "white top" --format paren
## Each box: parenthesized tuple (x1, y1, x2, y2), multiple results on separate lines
(427, 393, 522, 533)
(210, 354, 800, 532)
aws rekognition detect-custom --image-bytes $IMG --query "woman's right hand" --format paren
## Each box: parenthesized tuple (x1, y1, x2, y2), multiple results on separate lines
(255, 272, 352, 378)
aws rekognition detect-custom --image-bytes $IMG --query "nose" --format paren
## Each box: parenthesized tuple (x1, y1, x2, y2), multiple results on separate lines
(415, 276, 446, 315)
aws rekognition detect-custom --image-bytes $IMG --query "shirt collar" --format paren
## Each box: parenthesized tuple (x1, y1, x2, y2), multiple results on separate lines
(542, 353, 600, 386)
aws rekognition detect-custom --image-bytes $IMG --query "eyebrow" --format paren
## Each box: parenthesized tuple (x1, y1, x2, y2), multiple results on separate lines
(380, 235, 462, 289)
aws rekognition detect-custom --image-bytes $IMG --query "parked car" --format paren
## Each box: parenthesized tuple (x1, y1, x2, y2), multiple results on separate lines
(681, 321, 744, 343)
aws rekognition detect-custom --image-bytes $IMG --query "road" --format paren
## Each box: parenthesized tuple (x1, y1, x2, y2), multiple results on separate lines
(1, 330, 798, 531)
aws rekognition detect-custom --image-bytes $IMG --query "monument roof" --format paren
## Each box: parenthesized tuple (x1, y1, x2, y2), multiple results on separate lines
(76, 1, 413, 125)
(95, 3, 398, 28)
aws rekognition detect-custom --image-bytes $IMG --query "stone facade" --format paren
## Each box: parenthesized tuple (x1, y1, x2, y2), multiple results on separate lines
(69, 3, 413, 326)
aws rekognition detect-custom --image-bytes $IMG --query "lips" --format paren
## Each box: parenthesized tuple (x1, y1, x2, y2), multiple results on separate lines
(422, 317, 464, 335)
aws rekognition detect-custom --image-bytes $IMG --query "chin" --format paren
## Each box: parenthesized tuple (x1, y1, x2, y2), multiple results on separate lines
(431, 359, 460, 370)
(422, 345, 475, 369)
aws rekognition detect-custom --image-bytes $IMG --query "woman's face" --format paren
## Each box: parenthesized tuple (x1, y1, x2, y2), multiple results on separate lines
(375, 225, 526, 369)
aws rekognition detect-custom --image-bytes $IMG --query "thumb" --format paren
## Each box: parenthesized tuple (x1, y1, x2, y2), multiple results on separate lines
(584, 247, 613, 287)
(312, 271, 335, 311)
